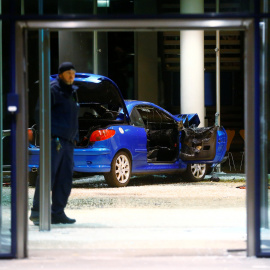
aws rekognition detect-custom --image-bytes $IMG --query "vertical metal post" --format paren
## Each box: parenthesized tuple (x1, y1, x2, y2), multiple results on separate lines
(215, 30, 220, 126)
(215, 0, 220, 126)
(260, 20, 269, 229)
(93, 0, 98, 74)
(38, 29, 51, 231)
(15, 22, 28, 258)
(215, 30, 221, 173)
(245, 19, 257, 257)
(215, 0, 221, 173)
(93, 31, 98, 74)
(0, 0, 3, 231)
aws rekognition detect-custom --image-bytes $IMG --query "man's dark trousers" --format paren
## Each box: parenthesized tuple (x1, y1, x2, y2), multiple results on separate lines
(32, 137, 74, 215)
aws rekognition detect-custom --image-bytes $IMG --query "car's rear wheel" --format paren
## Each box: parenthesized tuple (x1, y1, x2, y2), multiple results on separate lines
(181, 163, 206, 181)
(104, 151, 131, 187)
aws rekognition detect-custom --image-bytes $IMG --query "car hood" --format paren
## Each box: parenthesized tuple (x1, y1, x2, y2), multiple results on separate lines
(50, 73, 130, 122)
(174, 113, 200, 127)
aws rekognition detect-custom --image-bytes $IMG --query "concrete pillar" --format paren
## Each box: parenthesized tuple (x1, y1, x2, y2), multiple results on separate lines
(134, 0, 158, 103)
(135, 32, 158, 103)
(180, 0, 205, 126)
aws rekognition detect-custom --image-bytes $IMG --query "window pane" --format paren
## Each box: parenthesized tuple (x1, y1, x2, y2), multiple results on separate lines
(130, 107, 145, 127)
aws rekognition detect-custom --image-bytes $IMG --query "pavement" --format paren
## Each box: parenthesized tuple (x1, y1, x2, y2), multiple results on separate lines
(1, 173, 270, 269)
(2, 249, 270, 270)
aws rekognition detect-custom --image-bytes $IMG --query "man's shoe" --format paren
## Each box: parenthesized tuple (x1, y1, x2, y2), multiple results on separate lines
(29, 210, 39, 226)
(51, 213, 76, 224)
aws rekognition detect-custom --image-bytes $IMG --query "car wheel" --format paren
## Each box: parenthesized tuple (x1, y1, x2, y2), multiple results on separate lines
(181, 163, 206, 182)
(104, 151, 131, 187)
(28, 171, 38, 186)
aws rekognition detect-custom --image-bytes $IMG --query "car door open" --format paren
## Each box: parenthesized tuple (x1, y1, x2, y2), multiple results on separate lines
(179, 125, 227, 164)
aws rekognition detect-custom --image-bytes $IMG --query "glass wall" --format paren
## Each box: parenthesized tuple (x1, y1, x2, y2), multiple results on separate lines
(0, 1, 13, 257)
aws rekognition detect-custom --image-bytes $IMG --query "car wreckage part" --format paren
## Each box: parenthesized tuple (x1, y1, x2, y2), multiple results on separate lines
(179, 125, 227, 164)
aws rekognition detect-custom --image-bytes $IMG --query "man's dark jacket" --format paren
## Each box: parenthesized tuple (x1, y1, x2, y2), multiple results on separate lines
(36, 77, 80, 142)
(51, 77, 79, 142)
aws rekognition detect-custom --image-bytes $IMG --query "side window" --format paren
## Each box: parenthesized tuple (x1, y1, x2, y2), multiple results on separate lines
(157, 109, 175, 124)
(130, 107, 145, 127)
(136, 105, 176, 130)
(136, 106, 153, 128)
(151, 108, 162, 123)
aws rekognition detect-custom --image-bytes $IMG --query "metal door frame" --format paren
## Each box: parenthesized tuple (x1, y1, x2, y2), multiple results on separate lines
(14, 18, 257, 258)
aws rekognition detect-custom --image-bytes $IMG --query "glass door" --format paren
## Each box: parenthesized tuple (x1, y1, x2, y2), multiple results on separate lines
(11, 17, 260, 258)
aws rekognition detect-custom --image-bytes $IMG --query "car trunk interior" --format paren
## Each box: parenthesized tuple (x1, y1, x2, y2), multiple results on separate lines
(77, 103, 125, 147)
(75, 79, 126, 147)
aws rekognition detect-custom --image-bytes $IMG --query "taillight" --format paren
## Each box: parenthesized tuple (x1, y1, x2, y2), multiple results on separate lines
(28, 129, 34, 143)
(90, 129, 116, 142)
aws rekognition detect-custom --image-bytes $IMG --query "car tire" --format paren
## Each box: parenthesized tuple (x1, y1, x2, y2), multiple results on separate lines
(104, 151, 131, 187)
(181, 163, 206, 182)
(28, 171, 38, 186)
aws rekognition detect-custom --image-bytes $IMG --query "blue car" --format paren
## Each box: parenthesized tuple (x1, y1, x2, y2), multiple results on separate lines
(28, 73, 227, 187)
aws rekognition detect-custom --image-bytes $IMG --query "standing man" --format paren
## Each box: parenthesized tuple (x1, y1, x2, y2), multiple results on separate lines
(30, 62, 79, 225)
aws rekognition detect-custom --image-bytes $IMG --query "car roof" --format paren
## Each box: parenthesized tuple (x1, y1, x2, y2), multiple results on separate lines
(124, 100, 177, 118)
(50, 73, 115, 85)
(124, 100, 200, 126)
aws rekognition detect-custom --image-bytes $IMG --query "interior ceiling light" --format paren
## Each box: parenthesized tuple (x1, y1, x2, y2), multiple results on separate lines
(207, 20, 223, 28)
(98, 0, 110, 7)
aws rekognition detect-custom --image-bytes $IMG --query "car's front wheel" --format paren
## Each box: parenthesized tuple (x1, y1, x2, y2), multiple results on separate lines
(104, 151, 131, 187)
(181, 163, 206, 181)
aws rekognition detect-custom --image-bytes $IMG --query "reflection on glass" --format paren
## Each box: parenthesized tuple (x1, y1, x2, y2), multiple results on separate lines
(260, 17, 270, 255)
(0, 84, 12, 255)
(0, 165, 12, 255)
(98, 0, 110, 8)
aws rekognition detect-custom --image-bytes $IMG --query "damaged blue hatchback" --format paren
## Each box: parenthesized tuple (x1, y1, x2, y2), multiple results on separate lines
(28, 73, 227, 187)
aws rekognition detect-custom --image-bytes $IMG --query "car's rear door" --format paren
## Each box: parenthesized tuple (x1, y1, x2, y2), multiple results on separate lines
(128, 107, 148, 170)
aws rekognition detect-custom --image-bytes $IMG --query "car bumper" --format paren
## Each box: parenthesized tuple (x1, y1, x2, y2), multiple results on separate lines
(73, 147, 113, 173)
